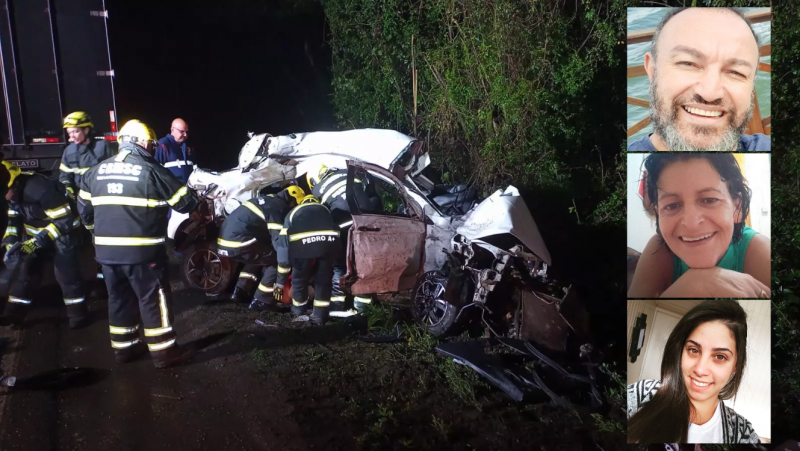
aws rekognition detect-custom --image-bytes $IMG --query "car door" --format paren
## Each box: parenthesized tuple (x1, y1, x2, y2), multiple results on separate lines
(343, 161, 427, 295)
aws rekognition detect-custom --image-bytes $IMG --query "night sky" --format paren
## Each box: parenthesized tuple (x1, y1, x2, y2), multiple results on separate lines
(107, 0, 334, 170)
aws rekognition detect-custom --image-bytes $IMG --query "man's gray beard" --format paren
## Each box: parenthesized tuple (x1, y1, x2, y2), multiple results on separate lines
(649, 72, 754, 152)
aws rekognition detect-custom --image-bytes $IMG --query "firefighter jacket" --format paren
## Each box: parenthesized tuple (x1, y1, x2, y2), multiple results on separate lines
(3, 173, 80, 247)
(217, 191, 293, 258)
(311, 169, 371, 230)
(275, 202, 339, 286)
(77, 144, 199, 265)
(59, 138, 118, 196)
(155, 134, 195, 184)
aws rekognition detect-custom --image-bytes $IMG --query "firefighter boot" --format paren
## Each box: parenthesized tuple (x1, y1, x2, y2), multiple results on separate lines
(290, 300, 309, 318)
(230, 287, 250, 304)
(311, 302, 330, 326)
(69, 316, 90, 329)
(152, 344, 193, 369)
(66, 299, 90, 329)
(248, 298, 288, 312)
(329, 295, 346, 312)
(115, 341, 147, 364)
(2, 298, 31, 329)
(354, 296, 373, 313)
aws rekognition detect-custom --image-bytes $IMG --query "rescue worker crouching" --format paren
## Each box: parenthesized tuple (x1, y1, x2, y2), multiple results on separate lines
(274, 195, 339, 325)
(59, 111, 118, 297)
(216, 185, 305, 311)
(78, 119, 200, 368)
(0, 161, 88, 329)
(308, 165, 374, 314)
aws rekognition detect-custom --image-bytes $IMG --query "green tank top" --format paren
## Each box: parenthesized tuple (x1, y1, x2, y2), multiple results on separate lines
(672, 226, 757, 282)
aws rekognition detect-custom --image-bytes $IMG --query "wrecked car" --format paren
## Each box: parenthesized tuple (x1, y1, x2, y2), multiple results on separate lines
(168, 129, 588, 354)
(168, 129, 598, 404)
(167, 129, 427, 294)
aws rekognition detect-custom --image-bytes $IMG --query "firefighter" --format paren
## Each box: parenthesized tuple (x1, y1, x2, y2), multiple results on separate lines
(59, 111, 117, 292)
(307, 165, 374, 313)
(59, 111, 118, 197)
(273, 195, 339, 325)
(0, 161, 87, 328)
(77, 119, 199, 368)
(217, 185, 305, 310)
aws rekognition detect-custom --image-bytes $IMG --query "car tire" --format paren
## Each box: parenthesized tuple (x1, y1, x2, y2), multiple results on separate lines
(181, 241, 235, 296)
(411, 271, 461, 336)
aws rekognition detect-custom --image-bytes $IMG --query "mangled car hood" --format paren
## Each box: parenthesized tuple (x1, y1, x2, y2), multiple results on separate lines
(456, 186, 551, 265)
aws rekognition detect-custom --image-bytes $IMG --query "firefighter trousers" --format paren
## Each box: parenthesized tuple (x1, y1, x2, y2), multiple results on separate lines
(102, 261, 178, 362)
(290, 257, 333, 324)
(0, 233, 87, 321)
(231, 243, 279, 304)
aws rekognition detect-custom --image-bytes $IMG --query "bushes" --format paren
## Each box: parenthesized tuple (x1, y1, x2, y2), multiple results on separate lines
(320, 0, 627, 227)
(769, 0, 800, 443)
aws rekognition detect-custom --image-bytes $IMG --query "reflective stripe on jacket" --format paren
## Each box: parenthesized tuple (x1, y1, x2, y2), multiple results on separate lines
(77, 144, 199, 264)
(155, 134, 195, 183)
(3, 173, 79, 247)
(217, 192, 292, 257)
(59, 138, 118, 194)
(311, 168, 372, 230)
(275, 202, 339, 286)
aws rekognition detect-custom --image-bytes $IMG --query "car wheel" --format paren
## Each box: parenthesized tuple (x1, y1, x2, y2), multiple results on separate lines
(181, 241, 235, 295)
(411, 271, 460, 336)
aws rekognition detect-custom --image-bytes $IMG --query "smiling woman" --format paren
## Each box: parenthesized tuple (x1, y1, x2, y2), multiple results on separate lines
(627, 153, 770, 299)
(627, 300, 761, 444)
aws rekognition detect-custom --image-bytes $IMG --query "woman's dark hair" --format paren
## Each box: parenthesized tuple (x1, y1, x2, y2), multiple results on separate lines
(628, 300, 748, 444)
(644, 153, 752, 247)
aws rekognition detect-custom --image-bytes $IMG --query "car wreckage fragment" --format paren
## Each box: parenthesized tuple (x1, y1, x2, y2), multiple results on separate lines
(435, 338, 603, 408)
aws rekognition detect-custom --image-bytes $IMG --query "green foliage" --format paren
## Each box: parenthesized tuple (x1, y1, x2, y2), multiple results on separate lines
(320, 0, 627, 228)
(767, 1, 800, 443)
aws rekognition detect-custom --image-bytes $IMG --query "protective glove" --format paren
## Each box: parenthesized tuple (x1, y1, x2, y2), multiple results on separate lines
(19, 231, 52, 255)
(65, 186, 76, 200)
(273, 284, 284, 302)
(20, 238, 39, 255)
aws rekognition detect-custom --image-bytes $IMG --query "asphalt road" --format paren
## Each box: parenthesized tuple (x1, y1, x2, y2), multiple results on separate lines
(0, 258, 313, 451)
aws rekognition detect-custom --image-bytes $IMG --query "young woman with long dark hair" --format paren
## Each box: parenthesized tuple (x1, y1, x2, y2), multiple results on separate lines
(627, 300, 760, 444)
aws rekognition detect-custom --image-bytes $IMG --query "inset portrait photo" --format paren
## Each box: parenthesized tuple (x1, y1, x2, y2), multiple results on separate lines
(627, 7, 771, 152)
(627, 299, 771, 444)
(627, 153, 770, 299)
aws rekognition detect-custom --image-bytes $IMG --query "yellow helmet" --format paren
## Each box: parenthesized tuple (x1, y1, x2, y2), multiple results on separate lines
(284, 185, 305, 205)
(63, 111, 94, 129)
(2, 161, 21, 187)
(118, 119, 156, 146)
(306, 164, 330, 188)
(300, 195, 319, 205)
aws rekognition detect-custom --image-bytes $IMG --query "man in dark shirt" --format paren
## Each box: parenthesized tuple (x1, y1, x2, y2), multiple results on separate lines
(155, 118, 195, 184)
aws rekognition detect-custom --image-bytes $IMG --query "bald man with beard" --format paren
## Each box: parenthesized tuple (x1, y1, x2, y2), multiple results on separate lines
(628, 7, 770, 152)
(155, 118, 196, 183)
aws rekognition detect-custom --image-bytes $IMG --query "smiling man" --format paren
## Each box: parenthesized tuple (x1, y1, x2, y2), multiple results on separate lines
(628, 8, 770, 152)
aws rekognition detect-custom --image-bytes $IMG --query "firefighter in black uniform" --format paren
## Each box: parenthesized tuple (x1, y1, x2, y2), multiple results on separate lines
(59, 111, 118, 293)
(0, 161, 88, 328)
(78, 120, 199, 368)
(308, 165, 374, 313)
(217, 186, 305, 310)
(273, 195, 339, 325)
